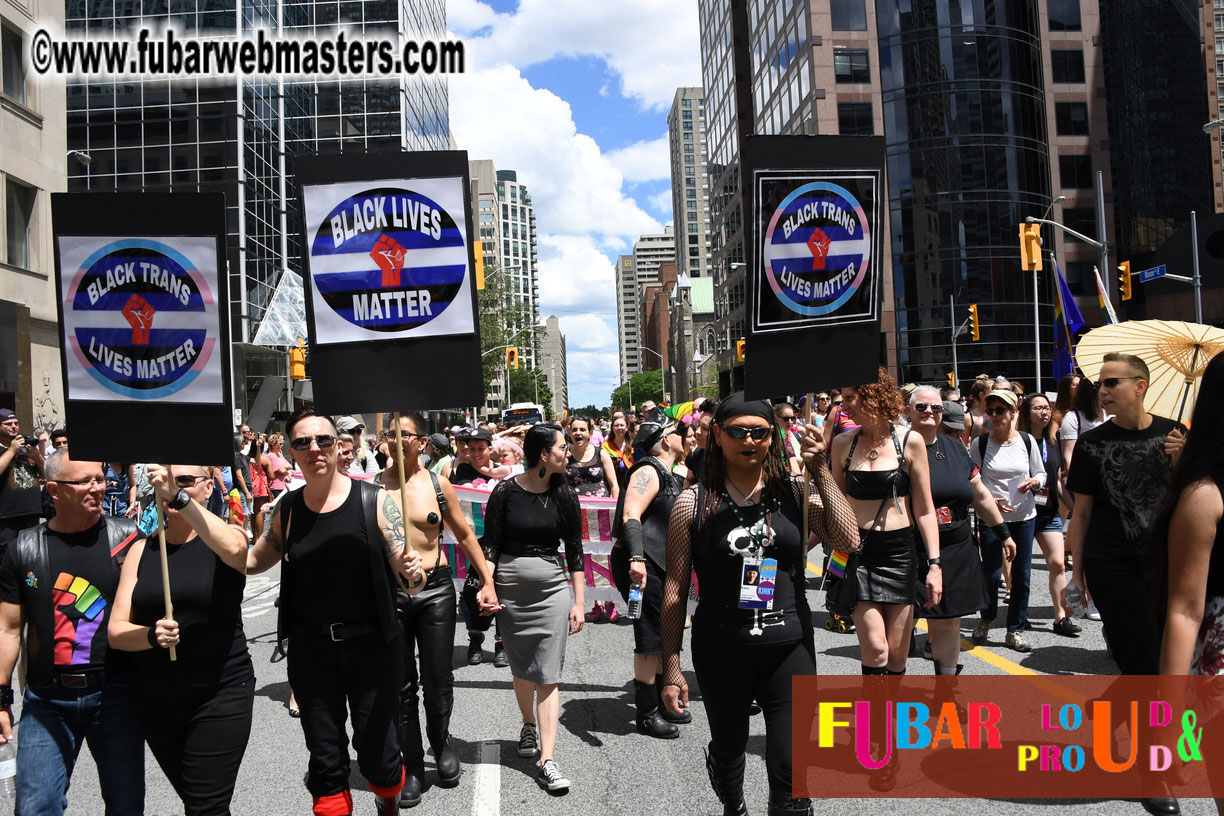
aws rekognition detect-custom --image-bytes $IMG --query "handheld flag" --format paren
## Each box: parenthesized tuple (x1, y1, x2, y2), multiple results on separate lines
(829, 549, 849, 579)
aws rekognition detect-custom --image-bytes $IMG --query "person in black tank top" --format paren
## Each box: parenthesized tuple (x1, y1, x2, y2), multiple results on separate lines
(109, 464, 254, 816)
(661, 394, 857, 816)
(610, 410, 688, 740)
(245, 409, 425, 816)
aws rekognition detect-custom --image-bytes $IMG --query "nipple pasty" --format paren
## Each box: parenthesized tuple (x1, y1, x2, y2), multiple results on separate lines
(427, 512, 439, 525)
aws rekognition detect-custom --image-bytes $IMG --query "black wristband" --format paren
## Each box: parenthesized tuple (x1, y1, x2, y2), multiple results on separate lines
(990, 522, 1011, 541)
(622, 518, 645, 559)
(927, 557, 942, 567)
(0, 685, 13, 707)
(147, 626, 159, 648)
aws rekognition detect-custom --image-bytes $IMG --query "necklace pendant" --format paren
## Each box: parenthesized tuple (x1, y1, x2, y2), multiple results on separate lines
(866, 449, 879, 461)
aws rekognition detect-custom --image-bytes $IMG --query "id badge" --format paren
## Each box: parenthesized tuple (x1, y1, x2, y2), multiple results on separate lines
(1034, 487, 1050, 507)
(935, 506, 952, 525)
(739, 555, 777, 610)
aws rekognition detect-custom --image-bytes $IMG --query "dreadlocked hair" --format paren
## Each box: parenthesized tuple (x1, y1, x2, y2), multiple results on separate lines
(694, 413, 793, 553)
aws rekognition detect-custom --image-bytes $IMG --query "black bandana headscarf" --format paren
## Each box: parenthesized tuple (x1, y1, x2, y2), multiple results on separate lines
(714, 392, 774, 426)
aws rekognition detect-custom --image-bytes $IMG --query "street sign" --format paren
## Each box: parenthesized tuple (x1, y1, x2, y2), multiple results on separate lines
(1139, 264, 1167, 283)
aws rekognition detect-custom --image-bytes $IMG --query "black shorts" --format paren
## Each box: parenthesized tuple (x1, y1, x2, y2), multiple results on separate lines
(610, 546, 665, 656)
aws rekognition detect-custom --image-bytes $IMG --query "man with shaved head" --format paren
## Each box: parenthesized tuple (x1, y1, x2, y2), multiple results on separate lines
(0, 448, 145, 815)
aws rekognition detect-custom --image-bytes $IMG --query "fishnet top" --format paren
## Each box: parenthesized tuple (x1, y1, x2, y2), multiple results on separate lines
(661, 463, 857, 688)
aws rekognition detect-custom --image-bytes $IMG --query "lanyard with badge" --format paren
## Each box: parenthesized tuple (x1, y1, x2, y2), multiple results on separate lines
(723, 493, 777, 610)
(1034, 438, 1051, 507)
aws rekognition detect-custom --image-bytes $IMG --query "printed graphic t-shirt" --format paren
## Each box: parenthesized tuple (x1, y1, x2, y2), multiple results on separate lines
(1065, 416, 1185, 558)
(0, 447, 42, 520)
(0, 519, 120, 677)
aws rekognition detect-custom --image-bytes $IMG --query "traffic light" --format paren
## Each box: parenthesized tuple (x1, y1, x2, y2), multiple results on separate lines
(1019, 223, 1043, 271)
(289, 337, 307, 380)
(1118, 261, 1133, 301)
(474, 250, 486, 290)
(735, 339, 746, 362)
(506, 346, 519, 369)
(968, 304, 980, 342)
(946, 371, 956, 389)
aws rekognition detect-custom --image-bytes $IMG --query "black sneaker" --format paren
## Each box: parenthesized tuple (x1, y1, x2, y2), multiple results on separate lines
(467, 635, 484, 666)
(493, 641, 509, 668)
(922, 639, 934, 661)
(517, 723, 540, 758)
(537, 759, 571, 791)
(1053, 617, 1082, 637)
(908, 629, 922, 658)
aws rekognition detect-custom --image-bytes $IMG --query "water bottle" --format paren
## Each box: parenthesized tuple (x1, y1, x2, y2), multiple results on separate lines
(0, 737, 16, 802)
(1065, 582, 1082, 616)
(627, 583, 643, 619)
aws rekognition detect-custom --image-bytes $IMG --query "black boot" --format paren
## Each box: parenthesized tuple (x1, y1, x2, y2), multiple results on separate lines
(767, 790, 813, 815)
(399, 764, 423, 809)
(656, 674, 691, 724)
(466, 633, 484, 665)
(932, 661, 964, 675)
(635, 680, 679, 739)
(432, 735, 460, 787)
(378, 794, 399, 816)
(705, 744, 749, 816)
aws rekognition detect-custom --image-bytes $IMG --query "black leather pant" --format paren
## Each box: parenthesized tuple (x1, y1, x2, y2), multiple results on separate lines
(396, 567, 457, 769)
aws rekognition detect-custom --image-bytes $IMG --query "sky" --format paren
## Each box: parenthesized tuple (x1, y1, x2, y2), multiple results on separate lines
(446, 0, 703, 409)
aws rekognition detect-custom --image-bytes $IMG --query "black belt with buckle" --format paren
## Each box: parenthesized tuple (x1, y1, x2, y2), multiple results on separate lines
(322, 620, 378, 642)
(53, 669, 106, 689)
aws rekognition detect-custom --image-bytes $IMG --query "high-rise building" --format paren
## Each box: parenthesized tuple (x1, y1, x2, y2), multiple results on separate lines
(615, 254, 638, 381)
(1, 6, 67, 430)
(538, 315, 568, 419)
(632, 226, 676, 373)
(63, 0, 450, 415)
(667, 87, 712, 279)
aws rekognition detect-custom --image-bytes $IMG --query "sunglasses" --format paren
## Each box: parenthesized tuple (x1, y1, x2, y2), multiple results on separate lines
(832, 401, 843, 406)
(720, 425, 773, 441)
(174, 475, 207, 488)
(52, 476, 105, 487)
(985, 407, 1012, 417)
(290, 434, 337, 451)
(913, 403, 944, 414)
(778, 415, 796, 422)
(1096, 376, 1142, 389)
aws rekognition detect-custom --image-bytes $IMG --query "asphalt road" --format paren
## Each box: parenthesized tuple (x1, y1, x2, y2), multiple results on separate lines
(35, 549, 1219, 816)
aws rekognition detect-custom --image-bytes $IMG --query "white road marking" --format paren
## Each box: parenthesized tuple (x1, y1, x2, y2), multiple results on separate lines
(470, 741, 500, 816)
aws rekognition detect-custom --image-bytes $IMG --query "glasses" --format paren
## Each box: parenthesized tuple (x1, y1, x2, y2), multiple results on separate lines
(832, 401, 843, 406)
(1031, 404, 1052, 411)
(290, 434, 337, 451)
(778, 414, 796, 422)
(913, 403, 944, 414)
(53, 476, 105, 487)
(985, 407, 1012, 417)
(817, 396, 829, 401)
(720, 425, 773, 441)
(174, 475, 207, 488)
(1096, 376, 1142, 389)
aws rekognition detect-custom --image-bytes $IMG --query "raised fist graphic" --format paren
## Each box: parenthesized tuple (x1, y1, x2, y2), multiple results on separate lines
(371, 234, 409, 287)
(122, 294, 156, 345)
(807, 228, 832, 272)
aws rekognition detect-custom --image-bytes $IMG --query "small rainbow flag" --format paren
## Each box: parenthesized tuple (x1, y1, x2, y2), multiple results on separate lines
(829, 549, 849, 579)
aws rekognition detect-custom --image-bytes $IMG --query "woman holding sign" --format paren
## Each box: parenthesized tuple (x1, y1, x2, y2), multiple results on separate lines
(660, 394, 857, 816)
(108, 464, 253, 816)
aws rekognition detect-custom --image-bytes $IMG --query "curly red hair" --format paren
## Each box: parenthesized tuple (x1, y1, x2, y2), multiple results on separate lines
(850, 367, 905, 422)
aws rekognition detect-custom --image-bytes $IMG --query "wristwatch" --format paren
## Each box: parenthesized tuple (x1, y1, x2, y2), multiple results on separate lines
(168, 489, 191, 511)
(927, 557, 942, 567)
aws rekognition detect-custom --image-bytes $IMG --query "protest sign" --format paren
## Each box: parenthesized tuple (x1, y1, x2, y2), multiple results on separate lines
(52, 193, 233, 464)
(742, 135, 886, 399)
(296, 151, 484, 414)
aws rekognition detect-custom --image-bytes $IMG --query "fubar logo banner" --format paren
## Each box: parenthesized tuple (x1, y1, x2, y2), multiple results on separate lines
(753, 170, 880, 335)
(57, 235, 223, 403)
(302, 176, 474, 345)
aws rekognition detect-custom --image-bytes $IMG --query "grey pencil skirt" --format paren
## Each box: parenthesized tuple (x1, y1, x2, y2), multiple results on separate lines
(494, 554, 572, 684)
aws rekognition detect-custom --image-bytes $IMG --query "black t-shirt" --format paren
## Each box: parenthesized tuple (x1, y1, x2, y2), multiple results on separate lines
(450, 462, 482, 486)
(283, 484, 379, 627)
(924, 434, 976, 537)
(1066, 416, 1185, 558)
(130, 536, 250, 684)
(692, 487, 808, 646)
(685, 448, 706, 482)
(233, 453, 252, 493)
(0, 519, 120, 676)
(0, 446, 42, 520)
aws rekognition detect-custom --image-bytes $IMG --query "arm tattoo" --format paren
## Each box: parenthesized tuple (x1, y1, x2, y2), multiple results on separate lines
(265, 524, 283, 555)
(632, 469, 653, 495)
(381, 493, 406, 558)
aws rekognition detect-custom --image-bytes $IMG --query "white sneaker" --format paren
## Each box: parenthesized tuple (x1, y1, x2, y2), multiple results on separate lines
(1082, 601, 1102, 621)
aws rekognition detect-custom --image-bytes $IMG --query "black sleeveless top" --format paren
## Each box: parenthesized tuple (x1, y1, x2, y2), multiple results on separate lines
(283, 485, 379, 627)
(130, 535, 250, 684)
(565, 447, 610, 497)
(843, 427, 912, 501)
(692, 483, 810, 646)
(612, 457, 682, 570)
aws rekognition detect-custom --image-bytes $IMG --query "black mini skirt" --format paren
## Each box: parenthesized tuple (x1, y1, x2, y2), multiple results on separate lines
(855, 526, 915, 605)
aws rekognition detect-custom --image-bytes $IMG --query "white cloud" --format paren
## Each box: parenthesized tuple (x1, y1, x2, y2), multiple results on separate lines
(648, 190, 674, 217)
(605, 135, 670, 184)
(556, 314, 616, 351)
(448, 0, 701, 111)
(534, 235, 618, 314)
(565, 351, 621, 406)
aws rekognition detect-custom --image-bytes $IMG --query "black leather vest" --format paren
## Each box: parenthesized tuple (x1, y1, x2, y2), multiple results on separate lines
(613, 457, 682, 571)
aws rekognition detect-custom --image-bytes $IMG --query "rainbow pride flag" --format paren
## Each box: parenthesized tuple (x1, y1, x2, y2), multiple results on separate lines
(829, 549, 849, 579)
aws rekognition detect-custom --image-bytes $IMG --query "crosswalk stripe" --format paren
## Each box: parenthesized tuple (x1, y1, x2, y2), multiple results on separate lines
(470, 741, 500, 816)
